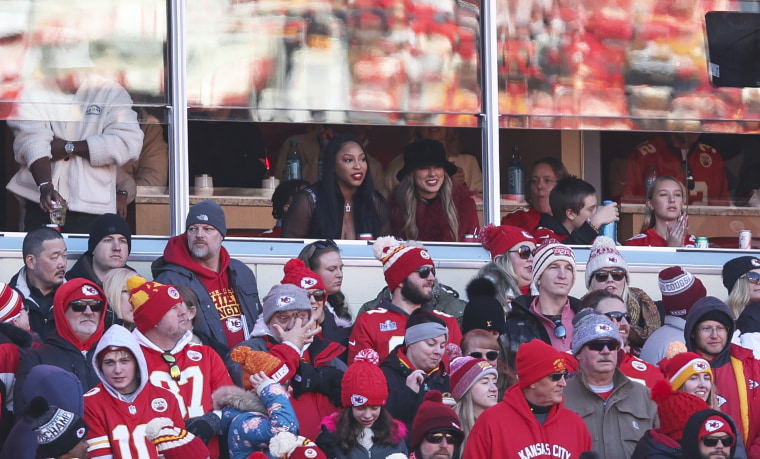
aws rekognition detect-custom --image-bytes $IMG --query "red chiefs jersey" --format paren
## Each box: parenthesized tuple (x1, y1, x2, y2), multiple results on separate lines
(348, 301, 462, 364)
(618, 352, 665, 390)
(623, 137, 730, 205)
(138, 339, 233, 419)
(501, 206, 541, 232)
(625, 228, 696, 248)
(84, 383, 184, 459)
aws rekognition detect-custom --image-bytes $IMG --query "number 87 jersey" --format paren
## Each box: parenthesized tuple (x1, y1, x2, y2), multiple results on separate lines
(139, 340, 233, 419)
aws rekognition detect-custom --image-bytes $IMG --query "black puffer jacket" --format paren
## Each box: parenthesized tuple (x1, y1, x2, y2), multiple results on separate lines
(13, 330, 100, 416)
(631, 430, 683, 459)
(501, 294, 581, 368)
(380, 345, 449, 440)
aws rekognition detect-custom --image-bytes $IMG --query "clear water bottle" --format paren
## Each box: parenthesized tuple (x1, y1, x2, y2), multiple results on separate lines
(507, 146, 524, 202)
(599, 200, 617, 242)
(285, 139, 303, 181)
(644, 165, 657, 192)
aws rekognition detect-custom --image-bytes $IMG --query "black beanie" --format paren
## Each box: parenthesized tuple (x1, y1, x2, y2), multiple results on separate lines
(88, 213, 132, 253)
(697, 309, 734, 330)
(462, 278, 505, 334)
(30, 396, 89, 458)
(722, 256, 760, 293)
(186, 200, 227, 237)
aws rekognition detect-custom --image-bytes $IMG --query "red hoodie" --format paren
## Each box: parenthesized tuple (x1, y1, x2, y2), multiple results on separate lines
(163, 234, 245, 348)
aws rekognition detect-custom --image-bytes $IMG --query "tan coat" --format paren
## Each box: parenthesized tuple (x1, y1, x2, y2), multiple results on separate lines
(563, 368, 659, 459)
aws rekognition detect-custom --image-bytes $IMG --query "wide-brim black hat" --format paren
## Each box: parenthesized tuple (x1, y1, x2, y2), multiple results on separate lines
(396, 139, 458, 181)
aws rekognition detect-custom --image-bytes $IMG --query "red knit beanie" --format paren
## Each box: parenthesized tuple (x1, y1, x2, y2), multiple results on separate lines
(342, 349, 388, 407)
(478, 224, 535, 260)
(658, 351, 713, 391)
(698, 415, 735, 441)
(373, 236, 434, 289)
(410, 391, 464, 450)
(281, 258, 327, 294)
(0, 282, 23, 323)
(651, 379, 709, 442)
(658, 266, 706, 317)
(516, 339, 568, 389)
(127, 276, 183, 333)
(449, 357, 497, 402)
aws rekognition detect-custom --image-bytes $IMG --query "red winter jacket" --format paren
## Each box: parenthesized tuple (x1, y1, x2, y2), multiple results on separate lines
(464, 384, 592, 459)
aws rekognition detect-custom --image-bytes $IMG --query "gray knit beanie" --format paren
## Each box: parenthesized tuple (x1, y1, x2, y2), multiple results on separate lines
(186, 200, 227, 237)
(571, 311, 622, 355)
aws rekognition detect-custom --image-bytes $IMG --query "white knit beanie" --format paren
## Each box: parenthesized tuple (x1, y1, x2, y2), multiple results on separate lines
(532, 240, 576, 285)
(585, 236, 629, 287)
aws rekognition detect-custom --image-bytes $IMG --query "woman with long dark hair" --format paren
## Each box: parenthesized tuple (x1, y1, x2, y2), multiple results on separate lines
(281, 134, 390, 240)
(317, 349, 407, 458)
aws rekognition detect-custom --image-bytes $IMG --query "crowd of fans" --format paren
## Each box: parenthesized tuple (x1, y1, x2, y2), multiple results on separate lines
(0, 199, 758, 459)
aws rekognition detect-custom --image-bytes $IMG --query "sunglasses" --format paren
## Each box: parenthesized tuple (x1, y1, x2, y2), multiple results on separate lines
(315, 239, 337, 250)
(416, 266, 436, 279)
(586, 339, 620, 352)
(162, 352, 181, 381)
(508, 245, 533, 260)
(69, 300, 104, 313)
(604, 311, 631, 323)
(702, 435, 734, 447)
(308, 289, 326, 302)
(592, 269, 626, 283)
(549, 370, 569, 382)
(745, 272, 760, 285)
(470, 351, 499, 361)
(553, 319, 567, 340)
(425, 432, 459, 445)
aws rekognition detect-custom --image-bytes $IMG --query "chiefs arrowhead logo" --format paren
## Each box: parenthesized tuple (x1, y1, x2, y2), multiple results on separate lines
(750, 379, 759, 390)
(300, 277, 318, 288)
(351, 394, 369, 406)
(277, 296, 294, 307)
(717, 395, 727, 406)
(167, 287, 180, 299)
(693, 361, 709, 372)
(82, 285, 98, 296)
(705, 419, 724, 432)
(752, 258, 760, 267)
(608, 256, 618, 263)
(596, 324, 613, 333)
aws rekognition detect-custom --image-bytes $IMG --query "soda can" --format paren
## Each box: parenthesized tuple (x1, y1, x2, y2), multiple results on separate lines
(599, 200, 617, 242)
(740, 230, 753, 249)
(460, 234, 477, 243)
(696, 237, 709, 249)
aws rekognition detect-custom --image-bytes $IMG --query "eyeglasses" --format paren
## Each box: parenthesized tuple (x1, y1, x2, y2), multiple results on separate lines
(745, 272, 760, 285)
(604, 311, 631, 323)
(508, 245, 533, 260)
(702, 435, 734, 447)
(549, 370, 569, 382)
(416, 266, 436, 279)
(697, 325, 728, 335)
(553, 319, 567, 340)
(162, 352, 181, 381)
(586, 339, 620, 352)
(69, 300, 104, 313)
(470, 351, 499, 361)
(592, 269, 626, 283)
(308, 289, 326, 302)
(424, 432, 459, 445)
(314, 239, 337, 250)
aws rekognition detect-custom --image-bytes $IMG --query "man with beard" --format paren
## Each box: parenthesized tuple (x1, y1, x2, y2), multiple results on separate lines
(9, 227, 67, 339)
(564, 312, 658, 459)
(152, 200, 261, 357)
(348, 236, 462, 363)
(408, 390, 465, 459)
(128, 276, 232, 459)
(682, 409, 739, 459)
(13, 279, 107, 417)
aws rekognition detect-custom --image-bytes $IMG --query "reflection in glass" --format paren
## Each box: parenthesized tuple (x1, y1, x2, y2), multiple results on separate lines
(186, 0, 481, 124)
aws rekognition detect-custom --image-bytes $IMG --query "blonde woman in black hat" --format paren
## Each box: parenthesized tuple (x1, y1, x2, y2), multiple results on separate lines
(723, 256, 760, 319)
(389, 139, 478, 242)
